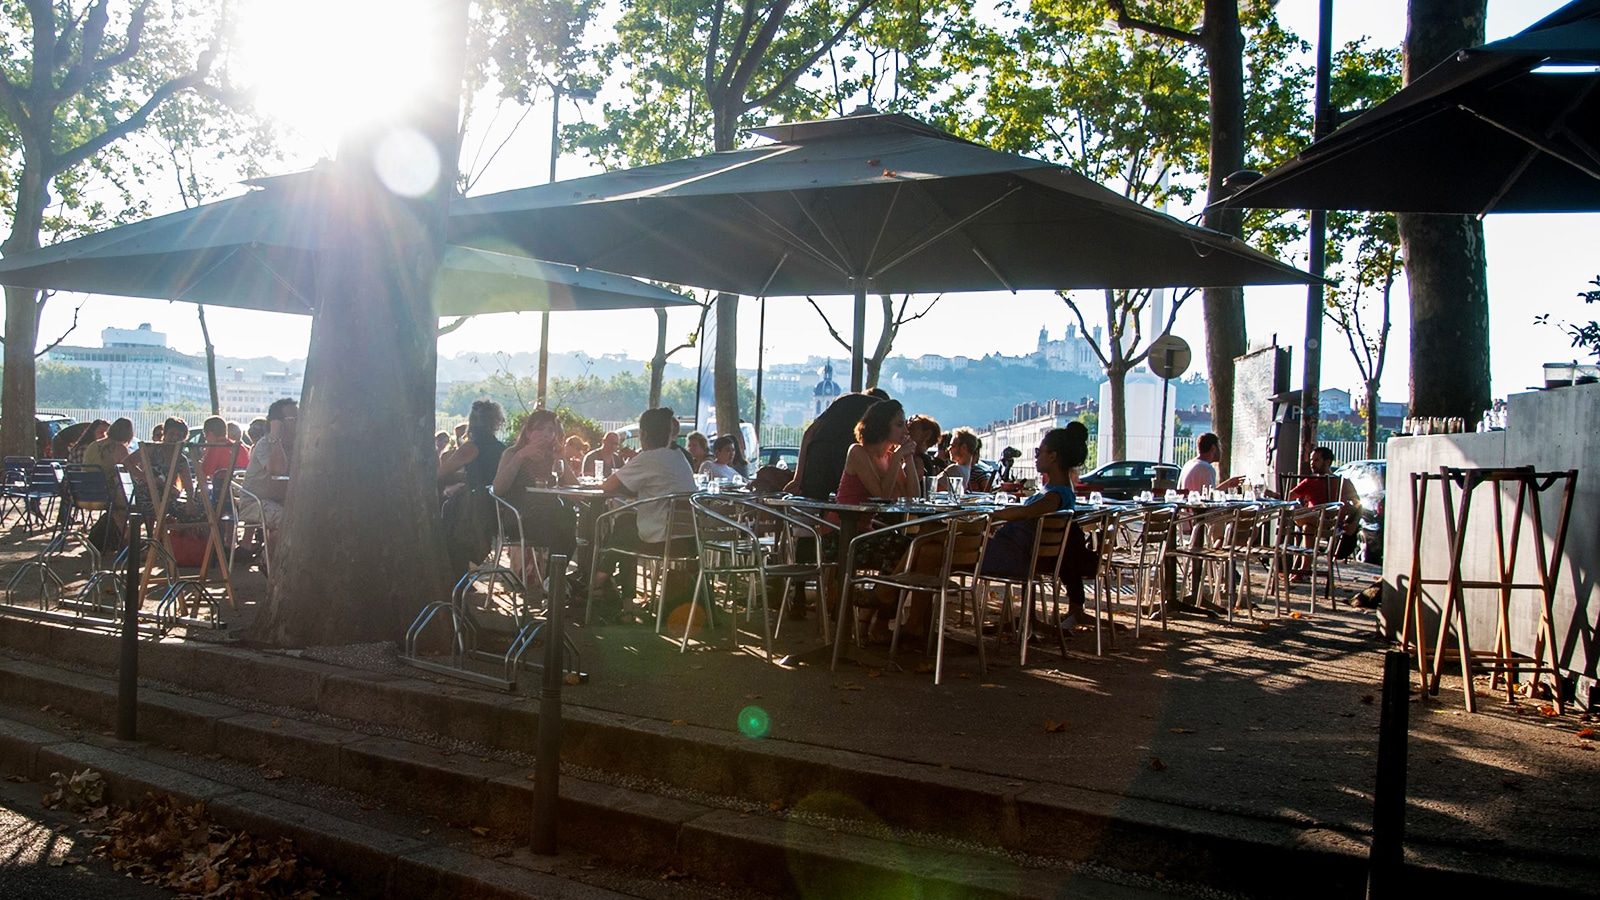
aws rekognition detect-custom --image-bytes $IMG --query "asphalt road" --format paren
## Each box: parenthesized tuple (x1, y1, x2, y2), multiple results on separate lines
(0, 776, 172, 899)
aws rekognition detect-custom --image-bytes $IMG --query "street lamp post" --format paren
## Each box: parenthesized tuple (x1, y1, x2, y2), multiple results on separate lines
(1300, 0, 1336, 471)
(536, 82, 597, 409)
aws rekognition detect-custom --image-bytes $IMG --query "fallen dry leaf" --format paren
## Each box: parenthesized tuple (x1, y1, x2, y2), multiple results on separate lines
(839, 683, 866, 691)
(1540, 705, 1560, 718)
(768, 800, 783, 812)
(469, 826, 490, 837)
(1168, 727, 1194, 734)
(269, 718, 283, 729)
(1289, 611, 1303, 620)
(1206, 746, 1228, 752)
(914, 663, 935, 674)
(3, 774, 25, 783)
(866, 669, 882, 678)
(979, 683, 1004, 689)
(1576, 728, 1595, 740)
(1148, 757, 1167, 772)
(1043, 720, 1068, 734)
(258, 767, 286, 782)
(670, 719, 689, 726)
(563, 673, 582, 686)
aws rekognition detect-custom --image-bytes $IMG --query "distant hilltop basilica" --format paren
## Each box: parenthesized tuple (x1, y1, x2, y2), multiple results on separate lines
(1034, 323, 1104, 377)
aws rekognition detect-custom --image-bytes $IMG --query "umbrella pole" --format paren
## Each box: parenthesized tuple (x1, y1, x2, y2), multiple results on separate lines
(755, 296, 766, 443)
(536, 311, 551, 409)
(850, 281, 867, 392)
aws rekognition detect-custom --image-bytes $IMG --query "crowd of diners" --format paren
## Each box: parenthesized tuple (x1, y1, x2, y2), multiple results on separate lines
(46, 399, 295, 567)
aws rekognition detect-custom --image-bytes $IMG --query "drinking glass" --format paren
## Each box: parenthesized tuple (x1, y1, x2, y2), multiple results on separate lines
(1088, 491, 1104, 506)
(949, 476, 965, 500)
(693, 473, 708, 491)
(596, 461, 608, 479)
(1164, 489, 1179, 503)
(923, 476, 939, 499)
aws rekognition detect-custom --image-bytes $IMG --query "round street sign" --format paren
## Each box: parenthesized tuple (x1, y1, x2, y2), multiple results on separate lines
(1147, 334, 1192, 381)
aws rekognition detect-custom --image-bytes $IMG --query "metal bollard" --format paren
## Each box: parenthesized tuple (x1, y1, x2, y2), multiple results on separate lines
(1367, 649, 1410, 898)
(117, 514, 142, 741)
(531, 554, 567, 854)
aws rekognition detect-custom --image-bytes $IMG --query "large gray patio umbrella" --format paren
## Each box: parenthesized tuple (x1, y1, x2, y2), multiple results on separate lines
(0, 175, 691, 316)
(1226, 0, 1600, 214)
(451, 113, 1317, 390)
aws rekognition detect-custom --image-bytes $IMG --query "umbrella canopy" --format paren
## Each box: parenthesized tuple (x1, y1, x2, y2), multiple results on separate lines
(1226, 0, 1600, 214)
(0, 179, 691, 317)
(452, 113, 1316, 388)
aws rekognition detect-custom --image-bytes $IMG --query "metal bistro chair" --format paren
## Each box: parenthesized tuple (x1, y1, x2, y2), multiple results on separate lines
(20, 460, 63, 532)
(891, 513, 988, 684)
(585, 491, 698, 628)
(405, 487, 579, 689)
(1101, 506, 1177, 630)
(1169, 504, 1264, 620)
(229, 478, 272, 578)
(973, 511, 1073, 667)
(679, 494, 787, 657)
(1069, 508, 1119, 656)
(831, 509, 978, 677)
(740, 498, 835, 641)
(0, 456, 33, 526)
(1278, 501, 1345, 614)
(73, 466, 142, 617)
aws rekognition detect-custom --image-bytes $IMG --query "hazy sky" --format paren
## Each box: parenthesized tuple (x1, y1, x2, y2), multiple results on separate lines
(28, 0, 1594, 401)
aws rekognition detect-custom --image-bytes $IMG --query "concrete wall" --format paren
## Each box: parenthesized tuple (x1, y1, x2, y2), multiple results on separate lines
(1381, 382, 1599, 703)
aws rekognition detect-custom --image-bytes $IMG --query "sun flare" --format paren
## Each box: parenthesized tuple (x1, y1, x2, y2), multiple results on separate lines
(233, 0, 448, 149)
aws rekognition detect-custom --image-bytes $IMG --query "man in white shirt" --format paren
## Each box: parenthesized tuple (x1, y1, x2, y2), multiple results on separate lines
(1177, 432, 1243, 605)
(1178, 432, 1244, 494)
(597, 407, 697, 605)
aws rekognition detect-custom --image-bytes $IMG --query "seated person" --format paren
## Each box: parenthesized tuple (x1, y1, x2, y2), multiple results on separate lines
(685, 431, 711, 473)
(438, 400, 506, 493)
(979, 423, 1091, 628)
(491, 409, 578, 586)
(1285, 445, 1361, 564)
(699, 435, 743, 481)
(564, 435, 590, 475)
(594, 407, 697, 605)
(582, 432, 624, 478)
(835, 399, 921, 642)
(905, 414, 942, 494)
(939, 427, 981, 491)
(198, 415, 251, 499)
(240, 398, 296, 559)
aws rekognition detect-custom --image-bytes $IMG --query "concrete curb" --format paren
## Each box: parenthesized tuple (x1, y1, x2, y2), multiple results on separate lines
(0, 657, 1152, 900)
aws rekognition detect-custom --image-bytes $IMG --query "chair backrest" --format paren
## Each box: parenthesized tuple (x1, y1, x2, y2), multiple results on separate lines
(1030, 512, 1073, 570)
(486, 487, 527, 571)
(27, 460, 62, 492)
(63, 464, 112, 509)
(946, 517, 989, 571)
(112, 465, 136, 507)
(690, 494, 762, 570)
(3, 456, 33, 487)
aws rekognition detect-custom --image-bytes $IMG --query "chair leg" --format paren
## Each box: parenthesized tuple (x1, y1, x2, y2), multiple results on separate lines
(681, 569, 706, 652)
(757, 573, 773, 660)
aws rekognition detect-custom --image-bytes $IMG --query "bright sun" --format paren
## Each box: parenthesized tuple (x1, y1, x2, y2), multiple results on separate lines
(233, 0, 448, 150)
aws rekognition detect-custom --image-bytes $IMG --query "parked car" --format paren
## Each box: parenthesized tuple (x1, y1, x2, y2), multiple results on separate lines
(1336, 459, 1387, 563)
(757, 446, 799, 471)
(1075, 460, 1180, 500)
(34, 412, 74, 456)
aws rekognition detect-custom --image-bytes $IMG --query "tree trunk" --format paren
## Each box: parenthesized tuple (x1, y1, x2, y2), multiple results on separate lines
(1199, 0, 1248, 477)
(1398, 0, 1489, 421)
(1364, 378, 1380, 460)
(198, 305, 221, 415)
(1107, 365, 1129, 462)
(649, 308, 668, 408)
(248, 0, 467, 647)
(1, 164, 48, 457)
(864, 294, 896, 389)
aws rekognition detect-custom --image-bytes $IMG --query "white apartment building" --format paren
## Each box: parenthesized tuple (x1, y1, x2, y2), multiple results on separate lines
(220, 369, 302, 421)
(45, 324, 209, 410)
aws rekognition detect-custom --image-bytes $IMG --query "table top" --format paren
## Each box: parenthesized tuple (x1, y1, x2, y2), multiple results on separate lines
(525, 484, 609, 499)
(761, 494, 1001, 516)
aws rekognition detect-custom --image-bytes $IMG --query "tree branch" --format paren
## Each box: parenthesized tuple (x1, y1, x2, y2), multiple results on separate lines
(727, 1, 793, 101)
(704, 0, 728, 99)
(746, 0, 873, 113)
(805, 295, 853, 352)
(1108, 0, 1202, 45)
(53, 60, 212, 176)
(34, 300, 83, 357)
(895, 294, 942, 326)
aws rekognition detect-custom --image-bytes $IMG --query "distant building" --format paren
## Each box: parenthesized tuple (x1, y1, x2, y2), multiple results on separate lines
(976, 397, 1098, 466)
(887, 372, 957, 397)
(812, 360, 842, 416)
(219, 368, 302, 421)
(1321, 388, 1352, 415)
(44, 324, 209, 410)
(1033, 324, 1103, 376)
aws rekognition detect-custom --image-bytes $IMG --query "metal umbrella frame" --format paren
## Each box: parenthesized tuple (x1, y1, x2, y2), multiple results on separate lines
(1226, 0, 1600, 215)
